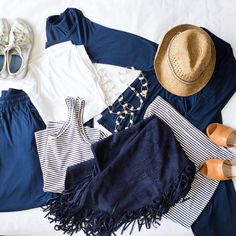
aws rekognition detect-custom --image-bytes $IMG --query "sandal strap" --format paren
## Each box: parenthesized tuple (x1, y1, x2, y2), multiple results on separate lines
(207, 123, 234, 147)
(200, 159, 229, 180)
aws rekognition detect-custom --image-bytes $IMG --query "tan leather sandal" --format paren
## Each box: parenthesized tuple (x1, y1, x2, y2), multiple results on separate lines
(206, 123, 236, 147)
(199, 159, 236, 181)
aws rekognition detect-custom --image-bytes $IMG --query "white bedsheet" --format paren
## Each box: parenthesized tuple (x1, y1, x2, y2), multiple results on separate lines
(0, 0, 235, 235)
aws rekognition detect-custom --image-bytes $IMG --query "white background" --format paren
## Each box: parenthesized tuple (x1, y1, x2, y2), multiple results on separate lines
(0, 0, 235, 235)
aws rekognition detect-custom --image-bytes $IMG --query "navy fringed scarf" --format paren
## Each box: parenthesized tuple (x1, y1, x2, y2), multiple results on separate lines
(44, 116, 195, 235)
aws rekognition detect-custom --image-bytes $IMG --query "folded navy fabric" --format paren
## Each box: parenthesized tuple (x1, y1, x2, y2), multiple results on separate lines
(44, 116, 195, 235)
(0, 89, 54, 211)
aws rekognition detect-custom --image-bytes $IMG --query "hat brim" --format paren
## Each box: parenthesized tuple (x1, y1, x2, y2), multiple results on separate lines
(154, 24, 216, 97)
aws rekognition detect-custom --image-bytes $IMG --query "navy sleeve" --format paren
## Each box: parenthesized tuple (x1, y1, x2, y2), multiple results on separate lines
(46, 8, 158, 71)
(186, 28, 236, 131)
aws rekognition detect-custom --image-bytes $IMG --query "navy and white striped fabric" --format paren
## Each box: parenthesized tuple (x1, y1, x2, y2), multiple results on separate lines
(144, 96, 233, 227)
(35, 97, 107, 193)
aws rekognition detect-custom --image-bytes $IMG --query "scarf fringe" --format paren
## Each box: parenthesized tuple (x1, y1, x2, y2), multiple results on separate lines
(44, 163, 195, 236)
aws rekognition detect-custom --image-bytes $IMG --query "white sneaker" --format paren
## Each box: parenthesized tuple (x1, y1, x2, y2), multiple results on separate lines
(0, 18, 10, 79)
(6, 19, 33, 79)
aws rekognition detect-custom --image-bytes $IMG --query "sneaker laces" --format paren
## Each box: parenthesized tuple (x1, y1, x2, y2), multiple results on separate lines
(6, 26, 31, 51)
(0, 30, 8, 48)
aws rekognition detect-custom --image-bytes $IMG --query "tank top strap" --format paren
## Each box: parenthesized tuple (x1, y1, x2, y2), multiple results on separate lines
(74, 97, 85, 127)
(65, 96, 75, 112)
(74, 97, 92, 145)
(64, 96, 79, 127)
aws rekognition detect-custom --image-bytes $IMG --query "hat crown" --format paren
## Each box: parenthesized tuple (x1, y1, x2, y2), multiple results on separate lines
(168, 29, 212, 84)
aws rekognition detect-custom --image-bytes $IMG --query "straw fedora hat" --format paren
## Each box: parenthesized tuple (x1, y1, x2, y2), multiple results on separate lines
(154, 24, 216, 96)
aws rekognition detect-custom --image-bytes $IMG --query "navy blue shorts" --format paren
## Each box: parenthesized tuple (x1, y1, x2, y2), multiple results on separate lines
(0, 89, 53, 211)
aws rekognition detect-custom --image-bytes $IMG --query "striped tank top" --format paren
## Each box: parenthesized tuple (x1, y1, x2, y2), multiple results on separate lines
(144, 96, 233, 227)
(35, 97, 107, 193)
